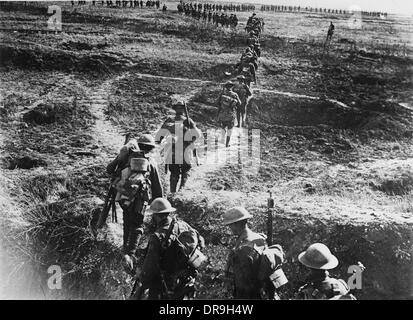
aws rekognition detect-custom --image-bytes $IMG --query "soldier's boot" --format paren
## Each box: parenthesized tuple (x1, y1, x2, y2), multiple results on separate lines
(226, 129, 233, 147)
(170, 174, 180, 193)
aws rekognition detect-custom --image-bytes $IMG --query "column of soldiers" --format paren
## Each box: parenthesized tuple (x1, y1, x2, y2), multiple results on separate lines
(178, 2, 238, 28)
(72, 0, 162, 9)
(260, 4, 387, 17)
(89, 5, 362, 301)
(100, 103, 360, 300)
(177, 2, 255, 13)
(216, 13, 263, 147)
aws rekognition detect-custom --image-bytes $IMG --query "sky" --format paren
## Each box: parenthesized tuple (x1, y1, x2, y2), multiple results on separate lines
(233, 0, 413, 15)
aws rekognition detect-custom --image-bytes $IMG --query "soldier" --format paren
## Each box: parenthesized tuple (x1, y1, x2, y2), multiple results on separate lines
(223, 207, 267, 298)
(233, 75, 252, 128)
(326, 22, 335, 42)
(295, 243, 356, 300)
(106, 134, 163, 272)
(157, 99, 202, 193)
(216, 82, 241, 147)
(134, 198, 205, 299)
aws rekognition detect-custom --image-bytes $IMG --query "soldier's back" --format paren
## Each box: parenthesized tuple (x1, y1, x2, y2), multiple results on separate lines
(297, 277, 352, 300)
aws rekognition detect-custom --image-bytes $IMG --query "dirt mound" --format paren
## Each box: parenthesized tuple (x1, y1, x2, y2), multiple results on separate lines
(62, 41, 109, 51)
(23, 101, 94, 126)
(6, 156, 47, 170)
(370, 172, 413, 196)
(359, 113, 413, 139)
(0, 44, 128, 73)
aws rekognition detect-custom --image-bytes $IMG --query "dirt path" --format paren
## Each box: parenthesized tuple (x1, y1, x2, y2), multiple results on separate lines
(78, 75, 131, 249)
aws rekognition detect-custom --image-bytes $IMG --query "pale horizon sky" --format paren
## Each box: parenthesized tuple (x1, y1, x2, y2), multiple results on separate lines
(227, 0, 413, 15)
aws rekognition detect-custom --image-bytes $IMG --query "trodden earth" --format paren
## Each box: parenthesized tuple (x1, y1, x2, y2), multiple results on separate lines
(0, 1, 412, 300)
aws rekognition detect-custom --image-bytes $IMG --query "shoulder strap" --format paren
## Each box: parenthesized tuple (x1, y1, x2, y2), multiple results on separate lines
(160, 218, 176, 250)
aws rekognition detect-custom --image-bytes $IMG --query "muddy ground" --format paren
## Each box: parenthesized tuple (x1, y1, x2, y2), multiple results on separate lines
(0, 2, 412, 300)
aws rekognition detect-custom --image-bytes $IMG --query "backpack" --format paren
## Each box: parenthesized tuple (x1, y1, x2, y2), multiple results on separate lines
(257, 244, 288, 289)
(160, 219, 207, 275)
(220, 94, 238, 114)
(113, 150, 151, 205)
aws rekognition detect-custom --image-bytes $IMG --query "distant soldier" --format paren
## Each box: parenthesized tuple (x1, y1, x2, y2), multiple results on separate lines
(216, 82, 241, 147)
(326, 22, 335, 42)
(162, 3, 166, 12)
(223, 207, 286, 299)
(133, 198, 206, 299)
(208, 10, 212, 23)
(295, 243, 356, 300)
(233, 75, 252, 128)
(157, 99, 202, 193)
(106, 135, 163, 272)
(246, 12, 256, 31)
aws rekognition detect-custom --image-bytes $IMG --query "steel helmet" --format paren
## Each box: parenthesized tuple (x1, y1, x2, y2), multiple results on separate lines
(171, 97, 186, 109)
(148, 198, 176, 214)
(298, 243, 339, 270)
(138, 134, 156, 147)
(223, 207, 252, 225)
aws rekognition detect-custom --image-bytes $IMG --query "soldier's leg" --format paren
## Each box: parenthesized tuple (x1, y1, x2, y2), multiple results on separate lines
(125, 202, 144, 256)
(243, 99, 249, 124)
(179, 164, 192, 190)
(119, 202, 130, 253)
(168, 164, 180, 193)
(237, 107, 242, 128)
(226, 121, 234, 147)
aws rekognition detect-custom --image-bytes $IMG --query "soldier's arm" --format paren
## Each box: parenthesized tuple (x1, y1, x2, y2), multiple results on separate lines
(245, 84, 252, 97)
(140, 234, 162, 290)
(106, 157, 119, 175)
(149, 162, 164, 200)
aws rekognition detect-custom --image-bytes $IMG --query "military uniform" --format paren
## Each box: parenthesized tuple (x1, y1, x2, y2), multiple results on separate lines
(296, 272, 353, 300)
(295, 243, 357, 300)
(106, 139, 163, 256)
(226, 228, 267, 299)
(140, 215, 203, 299)
(158, 109, 202, 193)
(233, 81, 252, 127)
(217, 89, 241, 129)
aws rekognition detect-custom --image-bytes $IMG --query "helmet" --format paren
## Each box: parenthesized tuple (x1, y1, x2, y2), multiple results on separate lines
(148, 198, 176, 214)
(138, 134, 156, 147)
(298, 243, 339, 270)
(171, 97, 186, 110)
(224, 81, 234, 88)
(222, 207, 252, 225)
(237, 75, 246, 81)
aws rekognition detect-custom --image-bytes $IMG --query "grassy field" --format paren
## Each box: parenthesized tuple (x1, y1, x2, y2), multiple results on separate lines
(0, 1, 412, 300)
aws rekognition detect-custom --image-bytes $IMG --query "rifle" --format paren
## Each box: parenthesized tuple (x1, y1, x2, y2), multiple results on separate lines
(95, 133, 131, 230)
(267, 191, 274, 246)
